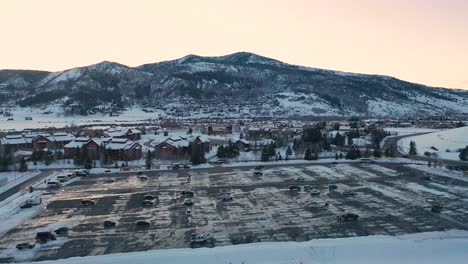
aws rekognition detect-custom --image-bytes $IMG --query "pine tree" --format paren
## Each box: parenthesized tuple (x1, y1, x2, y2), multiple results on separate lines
(261, 146, 270, 162)
(460, 146, 468, 161)
(304, 148, 312, 160)
(409, 141, 417, 155)
(190, 143, 206, 165)
(19, 157, 28, 172)
(373, 146, 382, 158)
(286, 146, 293, 156)
(217, 145, 225, 158)
(145, 150, 153, 169)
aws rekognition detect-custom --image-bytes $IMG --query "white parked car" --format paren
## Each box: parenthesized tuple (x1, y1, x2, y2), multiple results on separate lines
(56, 175, 69, 183)
(47, 181, 61, 188)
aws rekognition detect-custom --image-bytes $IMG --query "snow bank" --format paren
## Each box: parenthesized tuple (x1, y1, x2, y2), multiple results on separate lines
(21, 230, 468, 264)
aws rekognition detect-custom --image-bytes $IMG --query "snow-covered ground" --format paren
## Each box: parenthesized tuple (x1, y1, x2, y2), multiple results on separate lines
(19, 230, 468, 264)
(0, 106, 163, 131)
(0, 170, 41, 195)
(398, 127, 468, 160)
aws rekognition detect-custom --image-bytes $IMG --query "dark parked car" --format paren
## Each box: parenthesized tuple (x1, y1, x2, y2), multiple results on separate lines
(36, 232, 56, 242)
(337, 213, 359, 222)
(142, 200, 155, 206)
(183, 164, 191, 169)
(103, 220, 117, 228)
(16, 242, 35, 250)
(329, 184, 338, 191)
(289, 185, 301, 191)
(253, 171, 263, 176)
(136, 220, 150, 227)
(310, 190, 320, 196)
(54, 227, 69, 235)
(80, 199, 96, 206)
(181, 190, 194, 197)
(431, 204, 443, 213)
(255, 166, 264, 170)
(144, 194, 156, 200)
(184, 198, 194, 206)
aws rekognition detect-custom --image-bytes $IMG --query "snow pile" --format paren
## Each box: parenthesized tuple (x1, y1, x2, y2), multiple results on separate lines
(398, 127, 468, 160)
(20, 230, 468, 264)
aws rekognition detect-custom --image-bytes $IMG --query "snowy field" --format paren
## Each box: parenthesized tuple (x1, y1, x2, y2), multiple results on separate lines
(1, 162, 468, 262)
(0, 106, 163, 131)
(14, 230, 468, 264)
(398, 127, 468, 160)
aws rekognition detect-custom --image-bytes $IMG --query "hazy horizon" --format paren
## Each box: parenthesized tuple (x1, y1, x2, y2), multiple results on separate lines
(1, 0, 467, 90)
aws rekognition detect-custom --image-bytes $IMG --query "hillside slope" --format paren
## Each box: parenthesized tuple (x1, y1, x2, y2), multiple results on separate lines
(1, 52, 467, 117)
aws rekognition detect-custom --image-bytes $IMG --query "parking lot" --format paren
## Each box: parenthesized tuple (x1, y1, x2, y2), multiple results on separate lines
(1, 162, 468, 262)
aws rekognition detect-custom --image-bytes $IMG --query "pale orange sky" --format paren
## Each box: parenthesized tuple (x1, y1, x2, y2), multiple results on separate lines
(1, 0, 467, 90)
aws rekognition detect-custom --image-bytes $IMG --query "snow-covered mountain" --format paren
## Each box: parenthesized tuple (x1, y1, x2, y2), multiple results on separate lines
(1, 52, 467, 117)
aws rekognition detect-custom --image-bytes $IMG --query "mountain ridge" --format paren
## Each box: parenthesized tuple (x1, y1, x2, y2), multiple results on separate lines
(1, 52, 467, 117)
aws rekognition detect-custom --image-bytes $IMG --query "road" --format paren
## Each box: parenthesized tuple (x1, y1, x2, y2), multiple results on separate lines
(0, 170, 54, 203)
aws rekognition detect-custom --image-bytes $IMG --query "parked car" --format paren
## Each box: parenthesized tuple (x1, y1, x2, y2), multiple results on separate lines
(184, 198, 194, 206)
(221, 194, 233, 201)
(142, 200, 155, 206)
(181, 190, 194, 197)
(54, 227, 69, 235)
(183, 164, 191, 169)
(289, 185, 301, 191)
(310, 190, 320, 196)
(20, 198, 42, 209)
(431, 204, 443, 213)
(104, 178, 115, 183)
(104, 169, 112, 173)
(137, 171, 144, 175)
(190, 234, 209, 244)
(103, 220, 117, 228)
(74, 170, 89, 177)
(35, 232, 56, 242)
(144, 194, 156, 200)
(80, 199, 96, 206)
(16, 242, 35, 250)
(343, 191, 356, 197)
(154, 165, 160, 169)
(255, 165, 264, 170)
(167, 165, 172, 169)
(137, 175, 148, 181)
(329, 184, 338, 191)
(296, 176, 305, 181)
(136, 220, 150, 227)
(56, 175, 69, 182)
(253, 171, 263, 176)
(47, 181, 61, 188)
(337, 213, 359, 222)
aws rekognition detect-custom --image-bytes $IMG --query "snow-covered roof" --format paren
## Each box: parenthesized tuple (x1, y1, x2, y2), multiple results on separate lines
(104, 127, 142, 137)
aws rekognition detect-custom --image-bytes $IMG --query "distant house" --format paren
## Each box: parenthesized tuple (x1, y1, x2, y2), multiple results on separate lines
(64, 137, 142, 161)
(64, 137, 104, 160)
(104, 127, 141, 141)
(105, 138, 142, 161)
(234, 139, 251, 151)
(192, 135, 210, 152)
(0, 133, 75, 152)
(207, 125, 232, 136)
(155, 137, 190, 160)
(32, 135, 51, 150)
